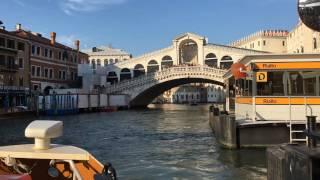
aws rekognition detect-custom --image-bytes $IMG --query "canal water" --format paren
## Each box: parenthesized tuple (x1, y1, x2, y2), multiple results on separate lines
(0, 104, 267, 179)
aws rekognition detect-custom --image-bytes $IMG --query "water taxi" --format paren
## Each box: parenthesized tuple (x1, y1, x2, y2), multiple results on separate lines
(0, 120, 115, 180)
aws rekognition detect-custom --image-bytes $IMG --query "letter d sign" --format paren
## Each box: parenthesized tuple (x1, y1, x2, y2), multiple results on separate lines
(256, 72, 267, 82)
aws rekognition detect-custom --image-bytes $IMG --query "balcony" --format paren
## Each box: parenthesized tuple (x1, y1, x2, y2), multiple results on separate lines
(0, 64, 19, 72)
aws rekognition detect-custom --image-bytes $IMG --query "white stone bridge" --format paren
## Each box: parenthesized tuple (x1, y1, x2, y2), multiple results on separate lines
(104, 65, 226, 107)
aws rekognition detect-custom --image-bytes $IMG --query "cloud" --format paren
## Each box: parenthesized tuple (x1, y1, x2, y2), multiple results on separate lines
(56, 34, 77, 47)
(60, 0, 128, 15)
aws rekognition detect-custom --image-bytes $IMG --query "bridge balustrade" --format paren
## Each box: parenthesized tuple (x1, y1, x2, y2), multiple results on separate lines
(104, 66, 226, 94)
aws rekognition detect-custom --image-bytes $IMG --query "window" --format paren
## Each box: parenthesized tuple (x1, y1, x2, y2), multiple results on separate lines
(49, 69, 53, 79)
(97, 59, 101, 66)
(59, 71, 62, 79)
(104, 59, 108, 66)
(44, 68, 48, 78)
(71, 72, 74, 80)
(301, 46, 304, 53)
(62, 71, 66, 80)
(257, 71, 285, 96)
(31, 66, 36, 76)
(58, 52, 62, 60)
(7, 56, 15, 69)
(115, 59, 119, 63)
(258, 41, 260, 46)
(313, 38, 317, 49)
(303, 72, 318, 96)
(19, 77, 23, 87)
(33, 85, 39, 91)
(263, 40, 266, 46)
(0, 38, 5, 47)
(18, 42, 25, 51)
(0, 55, 5, 65)
(282, 41, 286, 47)
(44, 48, 48, 57)
(36, 46, 41, 55)
(36, 66, 41, 77)
(62, 51, 68, 61)
(18, 58, 23, 68)
(7, 39, 15, 49)
(49, 50, 53, 58)
(32, 45, 35, 54)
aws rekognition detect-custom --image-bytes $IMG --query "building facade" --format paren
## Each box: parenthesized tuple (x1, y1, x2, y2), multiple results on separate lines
(13, 24, 88, 94)
(0, 27, 31, 112)
(85, 46, 131, 68)
(287, 21, 320, 54)
(230, 30, 289, 53)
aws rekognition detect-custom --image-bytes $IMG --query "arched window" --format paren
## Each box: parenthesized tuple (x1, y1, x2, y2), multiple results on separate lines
(107, 71, 118, 84)
(205, 53, 218, 68)
(313, 38, 317, 49)
(220, 56, 233, 70)
(120, 68, 131, 81)
(147, 60, 159, 73)
(161, 56, 173, 69)
(104, 59, 108, 66)
(97, 59, 101, 66)
(109, 59, 114, 64)
(115, 59, 119, 63)
(301, 46, 304, 53)
(91, 59, 96, 69)
(133, 64, 145, 77)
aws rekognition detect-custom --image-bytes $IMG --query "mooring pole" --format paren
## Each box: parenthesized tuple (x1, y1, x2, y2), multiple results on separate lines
(307, 116, 317, 148)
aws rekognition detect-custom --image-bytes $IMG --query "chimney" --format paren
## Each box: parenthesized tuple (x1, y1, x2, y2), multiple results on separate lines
(50, 32, 56, 45)
(16, 23, 21, 31)
(75, 40, 80, 51)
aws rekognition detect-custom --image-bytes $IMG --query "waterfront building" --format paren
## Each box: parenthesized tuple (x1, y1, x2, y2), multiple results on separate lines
(230, 30, 289, 53)
(13, 24, 88, 94)
(84, 46, 131, 68)
(207, 84, 224, 103)
(0, 26, 31, 112)
(287, 20, 320, 53)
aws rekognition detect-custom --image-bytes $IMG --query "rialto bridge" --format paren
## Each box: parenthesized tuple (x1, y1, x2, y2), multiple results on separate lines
(79, 33, 268, 107)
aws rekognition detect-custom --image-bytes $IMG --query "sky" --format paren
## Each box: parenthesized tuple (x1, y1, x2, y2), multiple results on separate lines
(1, 0, 298, 56)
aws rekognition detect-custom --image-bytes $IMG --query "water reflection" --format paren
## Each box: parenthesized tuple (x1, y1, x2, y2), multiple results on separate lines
(0, 104, 266, 179)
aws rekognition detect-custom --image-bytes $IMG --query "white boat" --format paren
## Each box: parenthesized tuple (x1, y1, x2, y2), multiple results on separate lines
(0, 120, 116, 180)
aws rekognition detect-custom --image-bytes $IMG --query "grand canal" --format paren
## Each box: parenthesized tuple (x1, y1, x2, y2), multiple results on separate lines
(0, 104, 266, 179)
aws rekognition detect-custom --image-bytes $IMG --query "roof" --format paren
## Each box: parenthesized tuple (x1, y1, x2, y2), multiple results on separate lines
(174, 32, 205, 41)
(207, 43, 269, 53)
(86, 46, 131, 56)
(0, 144, 89, 160)
(223, 53, 320, 78)
(11, 30, 88, 55)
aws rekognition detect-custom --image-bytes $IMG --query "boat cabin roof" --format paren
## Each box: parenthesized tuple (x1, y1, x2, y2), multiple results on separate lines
(0, 144, 89, 161)
(224, 53, 320, 79)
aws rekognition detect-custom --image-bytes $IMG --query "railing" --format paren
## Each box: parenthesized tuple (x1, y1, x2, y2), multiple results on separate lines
(105, 66, 226, 94)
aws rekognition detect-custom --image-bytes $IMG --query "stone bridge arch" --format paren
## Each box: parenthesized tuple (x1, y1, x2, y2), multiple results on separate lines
(130, 77, 224, 107)
(105, 66, 226, 108)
